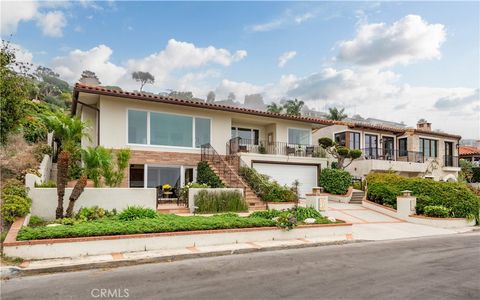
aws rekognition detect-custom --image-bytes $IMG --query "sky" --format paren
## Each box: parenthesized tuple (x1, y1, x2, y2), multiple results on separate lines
(1, 0, 479, 139)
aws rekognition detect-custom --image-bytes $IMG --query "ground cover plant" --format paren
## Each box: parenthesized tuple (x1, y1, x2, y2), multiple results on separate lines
(366, 173, 480, 221)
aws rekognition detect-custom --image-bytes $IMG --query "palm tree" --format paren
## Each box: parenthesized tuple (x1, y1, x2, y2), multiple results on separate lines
(65, 175, 87, 218)
(266, 102, 283, 113)
(284, 99, 304, 116)
(327, 107, 347, 121)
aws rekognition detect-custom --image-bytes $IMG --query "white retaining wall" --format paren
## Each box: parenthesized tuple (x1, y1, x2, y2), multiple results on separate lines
(29, 188, 157, 220)
(188, 188, 244, 213)
(25, 154, 52, 187)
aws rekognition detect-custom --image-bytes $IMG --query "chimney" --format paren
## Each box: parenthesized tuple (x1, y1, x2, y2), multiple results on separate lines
(417, 119, 432, 131)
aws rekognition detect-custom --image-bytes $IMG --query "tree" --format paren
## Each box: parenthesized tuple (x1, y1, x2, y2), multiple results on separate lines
(227, 92, 236, 101)
(79, 70, 101, 85)
(0, 40, 31, 145)
(318, 137, 362, 169)
(283, 98, 304, 116)
(56, 151, 70, 218)
(168, 90, 193, 100)
(459, 159, 475, 183)
(327, 107, 347, 120)
(206, 91, 216, 103)
(132, 71, 154, 92)
(267, 102, 283, 113)
(65, 175, 87, 218)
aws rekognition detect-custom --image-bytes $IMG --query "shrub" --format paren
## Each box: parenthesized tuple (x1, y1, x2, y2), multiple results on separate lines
(366, 173, 480, 221)
(240, 166, 297, 202)
(22, 116, 48, 144)
(32, 144, 52, 162)
(2, 179, 29, 198)
(276, 211, 297, 230)
(423, 205, 450, 218)
(319, 168, 352, 195)
(179, 182, 209, 201)
(194, 190, 248, 213)
(118, 206, 158, 221)
(197, 161, 224, 188)
(28, 215, 46, 227)
(367, 182, 399, 208)
(75, 206, 116, 222)
(1, 194, 31, 223)
(292, 206, 322, 221)
(249, 209, 281, 220)
(34, 180, 56, 188)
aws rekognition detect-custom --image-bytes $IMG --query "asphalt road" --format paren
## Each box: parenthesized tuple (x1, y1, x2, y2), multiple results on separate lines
(2, 233, 479, 300)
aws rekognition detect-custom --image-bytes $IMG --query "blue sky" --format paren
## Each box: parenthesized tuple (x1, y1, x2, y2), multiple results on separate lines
(1, 1, 479, 138)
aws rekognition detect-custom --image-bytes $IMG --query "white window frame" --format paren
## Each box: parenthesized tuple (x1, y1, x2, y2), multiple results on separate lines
(142, 164, 197, 188)
(231, 127, 260, 145)
(287, 127, 311, 145)
(126, 108, 212, 149)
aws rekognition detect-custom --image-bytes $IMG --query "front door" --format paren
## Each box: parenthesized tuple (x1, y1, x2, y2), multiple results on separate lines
(365, 134, 378, 159)
(383, 137, 394, 160)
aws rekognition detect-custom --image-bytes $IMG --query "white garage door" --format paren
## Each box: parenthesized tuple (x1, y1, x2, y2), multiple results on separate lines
(252, 163, 318, 198)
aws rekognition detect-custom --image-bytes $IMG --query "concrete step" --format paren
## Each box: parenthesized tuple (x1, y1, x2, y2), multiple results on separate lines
(157, 208, 190, 214)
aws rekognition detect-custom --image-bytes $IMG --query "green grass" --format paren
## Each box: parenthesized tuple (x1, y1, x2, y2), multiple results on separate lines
(17, 214, 276, 240)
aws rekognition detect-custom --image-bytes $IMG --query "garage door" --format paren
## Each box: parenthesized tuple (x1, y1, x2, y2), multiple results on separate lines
(252, 163, 318, 198)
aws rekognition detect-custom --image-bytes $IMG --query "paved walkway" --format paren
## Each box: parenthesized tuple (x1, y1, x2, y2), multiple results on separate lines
(325, 201, 469, 241)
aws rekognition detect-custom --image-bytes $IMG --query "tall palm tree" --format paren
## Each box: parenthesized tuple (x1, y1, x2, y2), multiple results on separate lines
(284, 98, 304, 116)
(266, 102, 283, 113)
(327, 107, 348, 121)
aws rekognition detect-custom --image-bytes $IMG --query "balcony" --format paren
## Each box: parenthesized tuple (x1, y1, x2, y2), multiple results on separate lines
(227, 137, 323, 158)
(361, 148, 424, 163)
(443, 155, 459, 168)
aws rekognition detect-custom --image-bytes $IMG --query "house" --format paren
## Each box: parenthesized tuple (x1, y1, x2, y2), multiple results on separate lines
(459, 146, 480, 165)
(313, 120, 462, 181)
(71, 83, 337, 210)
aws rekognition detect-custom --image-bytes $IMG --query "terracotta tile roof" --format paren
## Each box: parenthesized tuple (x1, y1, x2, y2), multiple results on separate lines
(459, 146, 480, 156)
(72, 83, 338, 127)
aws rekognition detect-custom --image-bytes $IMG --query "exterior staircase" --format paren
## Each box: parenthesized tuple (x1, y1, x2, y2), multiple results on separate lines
(201, 144, 266, 211)
(349, 190, 365, 204)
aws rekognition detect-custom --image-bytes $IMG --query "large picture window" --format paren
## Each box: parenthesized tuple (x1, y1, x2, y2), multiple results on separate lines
(127, 109, 210, 148)
(334, 132, 346, 147)
(349, 132, 360, 149)
(288, 128, 310, 145)
(419, 138, 437, 158)
(398, 138, 407, 156)
(231, 127, 259, 145)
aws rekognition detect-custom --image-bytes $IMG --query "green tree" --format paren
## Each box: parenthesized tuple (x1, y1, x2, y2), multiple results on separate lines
(283, 98, 304, 116)
(132, 71, 155, 91)
(327, 107, 347, 120)
(318, 137, 362, 169)
(266, 102, 283, 113)
(0, 41, 31, 145)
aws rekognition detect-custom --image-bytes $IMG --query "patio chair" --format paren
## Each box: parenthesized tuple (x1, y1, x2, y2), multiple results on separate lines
(306, 146, 314, 156)
(286, 146, 295, 155)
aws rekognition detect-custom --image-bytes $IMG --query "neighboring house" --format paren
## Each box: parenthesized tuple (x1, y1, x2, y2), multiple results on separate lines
(459, 146, 480, 165)
(71, 83, 336, 205)
(313, 120, 461, 182)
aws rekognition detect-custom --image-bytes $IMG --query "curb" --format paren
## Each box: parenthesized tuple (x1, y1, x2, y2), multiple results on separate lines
(1, 239, 367, 278)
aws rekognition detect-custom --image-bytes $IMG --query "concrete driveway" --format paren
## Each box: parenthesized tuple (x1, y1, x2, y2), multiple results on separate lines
(325, 201, 465, 241)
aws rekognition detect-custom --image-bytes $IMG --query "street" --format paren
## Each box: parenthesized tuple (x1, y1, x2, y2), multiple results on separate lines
(2, 232, 479, 300)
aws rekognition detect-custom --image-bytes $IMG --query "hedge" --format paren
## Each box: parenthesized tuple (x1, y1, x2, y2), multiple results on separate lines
(195, 190, 248, 213)
(197, 161, 224, 188)
(366, 173, 480, 221)
(319, 168, 352, 195)
(239, 166, 297, 202)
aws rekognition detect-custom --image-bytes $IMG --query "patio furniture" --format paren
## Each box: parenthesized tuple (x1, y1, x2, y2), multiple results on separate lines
(286, 146, 295, 155)
(306, 146, 314, 156)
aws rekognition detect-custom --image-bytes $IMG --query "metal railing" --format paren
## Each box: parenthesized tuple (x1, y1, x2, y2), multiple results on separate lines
(200, 143, 245, 190)
(227, 137, 324, 157)
(361, 148, 424, 163)
(444, 155, 459, 167)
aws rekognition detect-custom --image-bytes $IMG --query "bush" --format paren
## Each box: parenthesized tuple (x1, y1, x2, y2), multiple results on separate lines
(367, 182, 399, 208)
(75, 206, 116, 222)
(1, 179, 28, 198)
(423, 205, 450, 218)
(276, 211, 297, 230)
(197, 161, 224, 188)
(118, 206, 158, 221)
(1, 194, 31, 223)
(28, 215, 46, 227)
(249, 209, 281, 220)
(22, 116, 48, 144)
(319, 168, 352, 195)
(292, 206, 322, 221)
(366, 173, 480, 221)
(32, 144, 52, 162)
(240, 166, 297, 202)
(195, 190, 248, 213)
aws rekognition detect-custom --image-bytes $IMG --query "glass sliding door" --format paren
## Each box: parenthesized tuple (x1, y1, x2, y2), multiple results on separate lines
(382, 137, 394, 160)
(147, 166, 181, 197)
(365, 134, 378, 159)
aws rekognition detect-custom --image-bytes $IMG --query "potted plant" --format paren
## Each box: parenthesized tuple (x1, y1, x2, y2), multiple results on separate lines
(258, 142, 267, 154)
(162, 183, 172, 191)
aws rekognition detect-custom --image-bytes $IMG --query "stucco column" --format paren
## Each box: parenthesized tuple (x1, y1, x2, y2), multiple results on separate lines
(396, 190, 416, 217)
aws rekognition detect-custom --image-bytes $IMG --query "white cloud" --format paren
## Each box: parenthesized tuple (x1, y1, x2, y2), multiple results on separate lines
(249, 10, 317, 32)
(10, 43, 34, 65)
(434, 89, 479, 110)
(338, 15, 446, 68)
(51, 45, 127, 85)
(0, 1, 38, 35)
(36, 11, 67, 37)
(278, 51, 297, 67)
(215, 79, 264, 101)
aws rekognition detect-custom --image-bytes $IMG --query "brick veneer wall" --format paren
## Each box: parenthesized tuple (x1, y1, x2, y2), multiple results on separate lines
(120, 150, 201, 187)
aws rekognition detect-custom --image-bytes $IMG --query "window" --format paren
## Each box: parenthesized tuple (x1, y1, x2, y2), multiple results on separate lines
(334, 132, 346, 147)
(349, 132, 360, 149)
(129, 164, 145, 187)
(288, 128, 310, 145)
(398, 138, 407, 156)
(231, 127, 259, 145)
(127, 110, 210, 148)
(365, 134, 378, 158)
(128, 110, 147, 144)
(195, 118, 211, 147)
(419, 138, 437, 158)
(151, 112, 193, 147)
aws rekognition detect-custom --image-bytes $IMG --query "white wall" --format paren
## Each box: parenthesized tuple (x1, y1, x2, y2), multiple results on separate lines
(29, 188, 157, 220)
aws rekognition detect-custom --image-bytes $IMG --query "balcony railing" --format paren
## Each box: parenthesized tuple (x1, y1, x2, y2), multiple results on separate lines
(227, 137, 324, 157)
(444, 155, 459, 167)
(361, 148, 424, 163)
